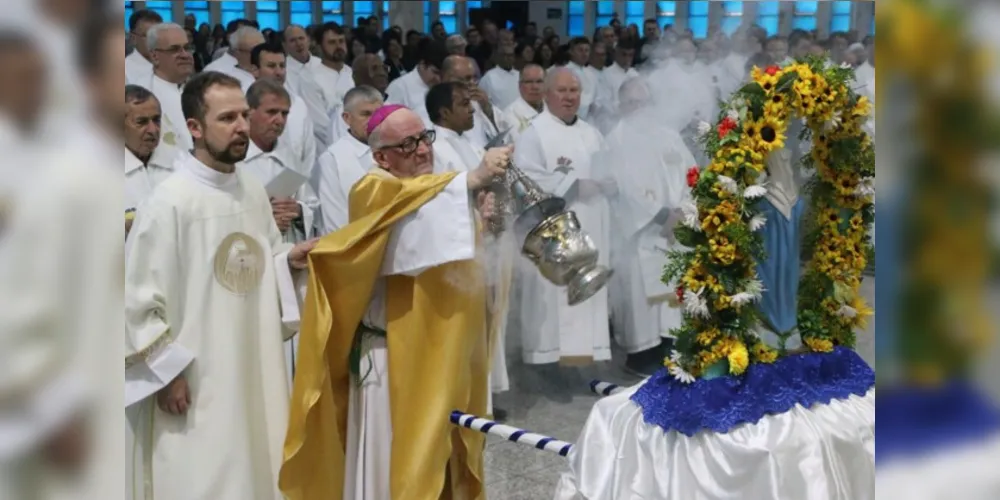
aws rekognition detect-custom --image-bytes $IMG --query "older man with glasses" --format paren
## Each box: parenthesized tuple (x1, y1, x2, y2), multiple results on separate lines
(143, 22, 195, 150)
(279, 104, 514, 499)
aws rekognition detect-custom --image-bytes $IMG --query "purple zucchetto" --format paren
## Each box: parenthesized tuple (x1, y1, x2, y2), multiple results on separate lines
(366, 104, 408, 136)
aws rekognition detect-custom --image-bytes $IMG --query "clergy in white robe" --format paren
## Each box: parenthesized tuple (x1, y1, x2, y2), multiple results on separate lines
(499, 64, 546, 143)
(283, 25, 333, 156)
(310, 24, 355, 129)
(125, 71, 315, 500)
(202, 27, 262, 90)
(278, 105, 511, 499)
(440, 55, 501, 150)
(384, 38, 448, 109)
(479, 45, 520, 110)
(314, 86, 382, 235)
(593, 40, 639, 133)
(603, 78, 696, 375)
(142, 23, 195, 151)
(124, 9, 161, 85)
(565, 38, 598, 120)
(124, 86, 179, 222)
(513, 68, 613, 365)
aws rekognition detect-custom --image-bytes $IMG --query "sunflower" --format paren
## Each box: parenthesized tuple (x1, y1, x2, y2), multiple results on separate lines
(749, 116, 787, 153)
(751, 342, 779, 363)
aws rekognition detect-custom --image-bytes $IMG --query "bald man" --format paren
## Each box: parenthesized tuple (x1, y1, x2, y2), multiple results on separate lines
(280, 106, 515, 499)
(352, 53, 389, 96)
(514, 68, 614, 368)
(500, 63, 546, 143)
(283, 24, 332, 154)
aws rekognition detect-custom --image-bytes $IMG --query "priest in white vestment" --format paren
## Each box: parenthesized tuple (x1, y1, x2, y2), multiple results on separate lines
(142, 23, 195, 151)
(565, 37, 598, 120)
(283, 25, 332, 156)
(513, 68, 613, 365)
(278, 105, 511, 499)
(202, 26, 261, 90)
(440, 55, 500, 150)
(384, 38, 447, 110)
(124, 9, 161, 85)
(593, 39, 639, 133)
(500, 64, 546, 143)
(479, 44, 519, 110)
(310, 23, 355, 135)
(603, 78, 696, 376)
(314, 86, 381, 235)
(124, 85, 178, 226)
(125, 72, 316, 500)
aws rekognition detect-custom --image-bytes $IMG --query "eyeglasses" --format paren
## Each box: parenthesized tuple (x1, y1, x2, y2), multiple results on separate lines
(384, 130, 436, 155)
(520, 78, 544, 85)
(155, 44, 196, 55)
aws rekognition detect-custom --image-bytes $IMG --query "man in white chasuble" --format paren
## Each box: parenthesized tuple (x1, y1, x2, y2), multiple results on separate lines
(279, 105, 512, 500)
(125, 71, 316, 500)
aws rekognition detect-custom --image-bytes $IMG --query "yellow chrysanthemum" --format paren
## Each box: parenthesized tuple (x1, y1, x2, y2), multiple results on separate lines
(751, 343, 779, 363)
(850, 295, 875, 330)
(727, 341, 750, 375)
(803, 337, 835, 353)
(696, 328, 721, 346)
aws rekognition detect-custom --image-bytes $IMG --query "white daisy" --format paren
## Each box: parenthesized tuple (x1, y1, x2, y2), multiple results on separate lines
(726, 109, 740, 122)
(855, 177, 875, 198)
(744, 279, 766, 300)
(680, 201, 702, 231)
(823, 114, 843, 132)
(730, 292, 757, 307)
(836, 305, 858, 319)
(717, 175, 740, 195)
(744, 184, 768, 200)
(669, 350, 684, 364)
(749, 213, 768, 232)
(669, 365, 697, 384)
(683, 288, 710, 319)
(697, 121, 712, 136)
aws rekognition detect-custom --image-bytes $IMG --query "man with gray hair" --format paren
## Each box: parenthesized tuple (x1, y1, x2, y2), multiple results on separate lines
(144, 22, 195, 150)
(314, 85, 383, 234)
(124, 85, 178, 229)
(445, 33, 467, 55)
(204, 25, 264, 89)
(513, 67, 615, 370)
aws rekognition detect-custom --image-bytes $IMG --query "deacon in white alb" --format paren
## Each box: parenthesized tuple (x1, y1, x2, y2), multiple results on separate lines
(203, 26, 262, 90)
(440, 55, 500, 150)
(313, 85, 381, 235)
(282, 24, 331, 156)
(125, 72, 315, 500)
(564, 37, 597, 120)
(513, 68, 614, 365)
(311, 23, 355, 138)
(124, 9, 161, 85)
(385, 38, 447, 110)
(124, 85, 178, 227)
(593, 38, 639, 132)
(479, 43, 520, 110)
(604, 78, 696, 376)
(500, 64, 546, 143)
(142, 22, 195, 151)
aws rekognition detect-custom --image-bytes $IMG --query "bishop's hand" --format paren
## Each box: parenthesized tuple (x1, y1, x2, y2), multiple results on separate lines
(158, 374, 191, 416)
(467, 145, 513, 190)
(288, 238, 319, 270)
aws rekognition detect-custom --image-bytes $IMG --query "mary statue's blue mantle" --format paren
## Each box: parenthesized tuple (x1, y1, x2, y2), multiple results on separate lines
(631, 348, 875, 436)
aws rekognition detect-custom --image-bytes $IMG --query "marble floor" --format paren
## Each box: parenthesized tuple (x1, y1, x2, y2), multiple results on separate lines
(482, 279, 879, 499)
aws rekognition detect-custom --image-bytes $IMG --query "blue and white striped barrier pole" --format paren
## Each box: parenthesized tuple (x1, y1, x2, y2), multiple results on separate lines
(589, 380, 624, 396)
(450, 411, 574, 457)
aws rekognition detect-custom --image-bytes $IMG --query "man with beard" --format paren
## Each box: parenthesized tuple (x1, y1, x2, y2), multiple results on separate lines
(125, 71, 317, 500)
(311, 22, 355, 134)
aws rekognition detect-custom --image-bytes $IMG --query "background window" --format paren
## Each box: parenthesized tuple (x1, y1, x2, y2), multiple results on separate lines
(290, 1, 313, 28)
(757, 1, 780, 36)
(720, 1, 743, 36)
(144, 1, 173, 22)
(596, 1, 616, 30)
(792, 1, 818, 32)
(383, 1, 391, 30)
(183, 1, 209, 27)
(424, 1, 432, 33)
(219, 1, 245, 26)
(125, 1, 134, 29)
(831, 1, 853, 33)
(437, 1, 457, 34)
(355, 0, 376, 27)
(625, 1, 645, 36)
(322, 1, 343, 25)
(688, 1, 709, 39)
(657, 1, 676, 28)
(255, 1, 280, 31)
(568, 1, 585, 37)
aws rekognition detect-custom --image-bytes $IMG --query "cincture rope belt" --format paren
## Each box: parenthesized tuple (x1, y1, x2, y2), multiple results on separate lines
(449, 411, 574, 457)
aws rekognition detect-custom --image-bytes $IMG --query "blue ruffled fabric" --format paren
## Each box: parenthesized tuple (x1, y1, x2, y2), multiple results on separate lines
(877, 381, 1000, 466)
(631, 347, 875, 436)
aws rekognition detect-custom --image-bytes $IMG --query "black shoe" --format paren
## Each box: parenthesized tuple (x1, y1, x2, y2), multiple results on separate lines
(624, 346, 664, 378)
(491, 406, 508, 422)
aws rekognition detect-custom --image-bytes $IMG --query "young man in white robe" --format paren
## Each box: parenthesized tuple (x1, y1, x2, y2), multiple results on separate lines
(565, 37, 598, 120)
(124, 85, 178, 230)
(143, 23, 195, 151)
(500, 64, 546, 143)
(203, 26, 262, 90)
(314, 85, 381, 235)
(125, 72, 316, 500)
(279, 105, 512, 499)
(440, 55, 500, 150)
(310, 23, 355, 136)
(593, 38, 639, 133)
(282, 25, 331, 157)
(603, 78, 696, 376)
(479, 43, 520, 110)
(385, 38, 447, 110)
(124, 9, 161, 85)
(513, 67, 614, 367)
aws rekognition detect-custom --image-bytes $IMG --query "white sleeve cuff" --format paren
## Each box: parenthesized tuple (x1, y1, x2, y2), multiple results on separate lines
(125, 342, 195, 408)
(274, 250, 301, 337)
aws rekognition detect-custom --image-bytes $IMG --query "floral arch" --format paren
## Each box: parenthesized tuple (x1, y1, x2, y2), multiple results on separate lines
(662, 60, 876, 381)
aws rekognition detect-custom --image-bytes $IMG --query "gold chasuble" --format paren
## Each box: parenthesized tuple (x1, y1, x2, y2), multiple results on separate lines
(279, 170, 489, 500)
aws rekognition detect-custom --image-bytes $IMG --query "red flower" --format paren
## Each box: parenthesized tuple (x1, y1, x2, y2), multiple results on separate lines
(765, 65, 780, 76)
(717, 117, 737, 139)
(676, 286, 686, 303)
(686, 167, 700, 188)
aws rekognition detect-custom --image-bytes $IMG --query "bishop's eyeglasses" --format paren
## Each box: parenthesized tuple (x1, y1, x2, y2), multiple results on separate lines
(384, 130, 436, 155)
